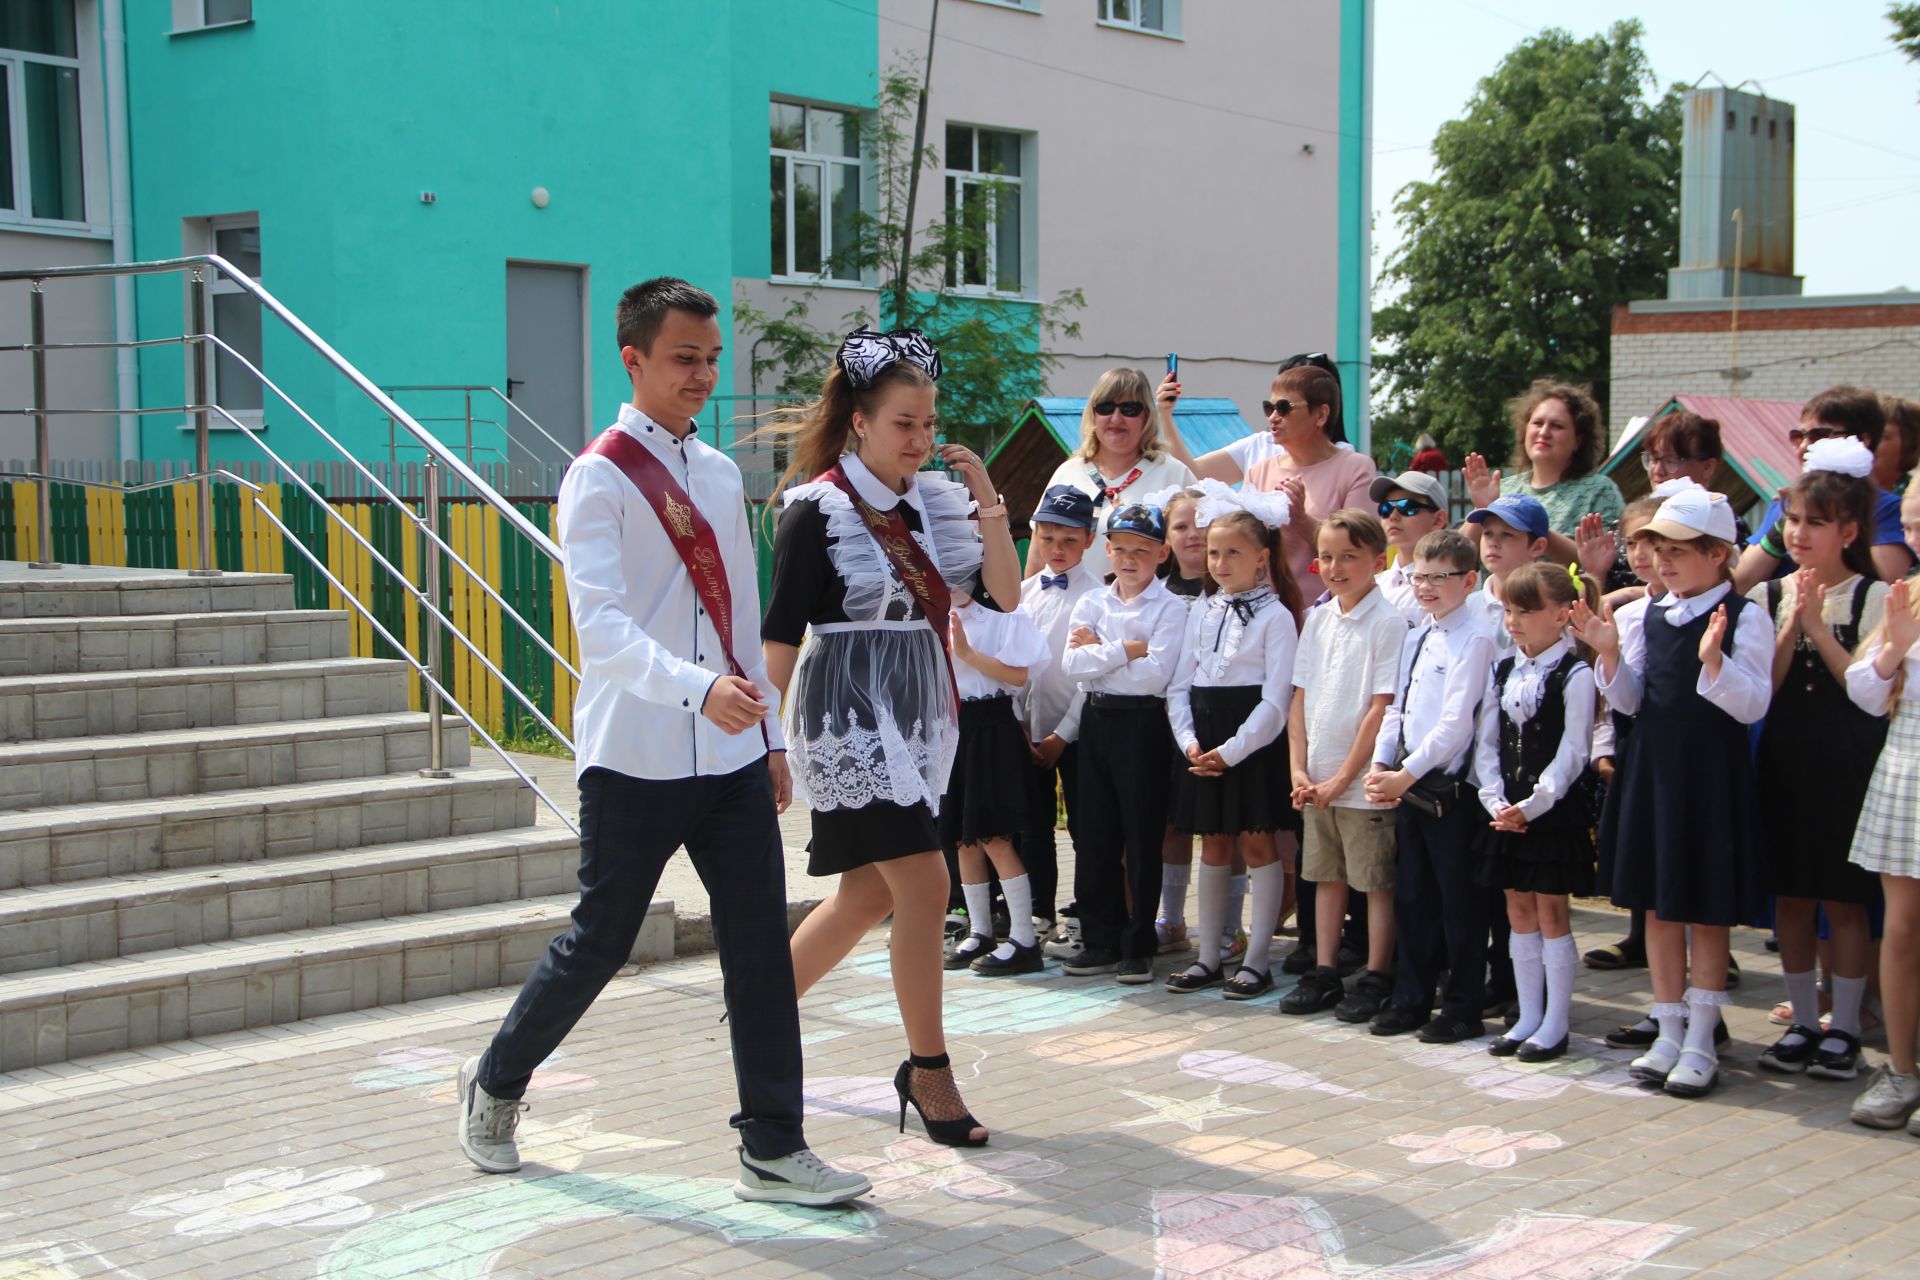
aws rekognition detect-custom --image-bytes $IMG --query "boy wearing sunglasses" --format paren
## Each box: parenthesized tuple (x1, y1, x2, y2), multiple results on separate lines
(1368, 470, 1452, 624)
(1735, 384, 1916, 592)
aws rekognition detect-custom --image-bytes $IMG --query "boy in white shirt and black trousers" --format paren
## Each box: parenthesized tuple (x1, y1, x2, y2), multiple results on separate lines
(1060, 502, 1190, 984)
(1364, 530, 1498, 1041)
(1017, 486, 1102, 945)
(456, 278, 866, 1207)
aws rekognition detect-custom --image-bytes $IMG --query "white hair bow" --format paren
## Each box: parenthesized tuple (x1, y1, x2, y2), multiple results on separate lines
(1191, 477, 1291, 530)
(1649, 476, 1705, 499)
(1802, 436, 1875, 479)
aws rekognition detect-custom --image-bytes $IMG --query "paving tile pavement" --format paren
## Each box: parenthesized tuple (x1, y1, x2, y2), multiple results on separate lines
(7, 900, 1920, 1278)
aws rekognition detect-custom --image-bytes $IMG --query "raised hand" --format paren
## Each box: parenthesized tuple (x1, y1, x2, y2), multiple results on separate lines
(1886, 578, 1919, 657)
(1157, 369, 1182, 410)
(950, 611, 974, 657)
(1463, 452, 1502, 510)
(937, 443, 995, 504)
(1571, 596, 1618, 657)
(1698, 603, 1730, 678)
(1576, 513, 1617, 582)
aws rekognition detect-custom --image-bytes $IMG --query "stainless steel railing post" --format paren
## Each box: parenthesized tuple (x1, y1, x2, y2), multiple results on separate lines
(462, 388, 473, 467)
(27, 280, 58, 569)
(420, 460, 452, 778)
(185, 268, 218, 576)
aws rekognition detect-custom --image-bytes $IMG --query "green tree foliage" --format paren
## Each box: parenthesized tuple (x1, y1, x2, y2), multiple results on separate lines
(1890, 4, 1920, 67)
(1372, 21, 1682, 463)
(737, 60, 1083, 452)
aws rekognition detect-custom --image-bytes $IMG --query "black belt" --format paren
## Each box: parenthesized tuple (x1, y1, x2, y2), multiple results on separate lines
(1087, 693, 1164, 709)
(963, 693, 1012, 703)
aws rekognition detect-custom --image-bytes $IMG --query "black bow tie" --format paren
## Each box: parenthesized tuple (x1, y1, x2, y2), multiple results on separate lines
(1040, 574, 1070, 590)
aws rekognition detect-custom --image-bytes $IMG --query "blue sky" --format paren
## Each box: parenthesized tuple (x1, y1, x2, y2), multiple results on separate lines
(1371, 0, 1920, 298)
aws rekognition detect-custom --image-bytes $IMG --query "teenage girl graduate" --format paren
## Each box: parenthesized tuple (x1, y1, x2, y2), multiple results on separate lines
(942, 594, 1052, 976)
(763, 327, 1020, 1147)
(1751, 440, 1889, 1083)
(1164, 482, 1303, 999)
(1847, 483, 1920, 1132)
(1577, 486, 1773, 1099)
(1475, 561, 1600, 1063)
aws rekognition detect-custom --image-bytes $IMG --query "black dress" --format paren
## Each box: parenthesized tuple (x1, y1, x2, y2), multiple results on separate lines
(1475, 652, 1596, 896)
(1601, 598, 1768, 926)
(1756, 577, 1886, 905)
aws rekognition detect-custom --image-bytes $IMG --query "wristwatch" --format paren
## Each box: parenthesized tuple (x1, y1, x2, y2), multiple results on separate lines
(976, 496, 1009, 520)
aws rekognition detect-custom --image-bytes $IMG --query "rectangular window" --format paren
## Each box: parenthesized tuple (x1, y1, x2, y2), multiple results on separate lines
(0, 0, 85, 225)
(944, 125, 1026, 294)
(171, 0, 251, 32)
(1097, 0, 1177, 35)
(769, 99, 864, 282)
(204, 217, 264, 414)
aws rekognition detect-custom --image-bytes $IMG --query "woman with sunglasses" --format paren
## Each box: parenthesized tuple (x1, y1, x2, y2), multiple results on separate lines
(1242, 362, 1379, 593)
(1735, 385, 1917, 593)
(1026, 367, 1194, 581)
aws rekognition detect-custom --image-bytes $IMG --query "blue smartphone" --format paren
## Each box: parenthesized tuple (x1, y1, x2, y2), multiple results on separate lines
(1167, 353, 1178, 380)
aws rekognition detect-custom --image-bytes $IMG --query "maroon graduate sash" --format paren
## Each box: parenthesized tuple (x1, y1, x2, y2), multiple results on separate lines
(816, 462, 961, 712)
(583, 427, 768, 746)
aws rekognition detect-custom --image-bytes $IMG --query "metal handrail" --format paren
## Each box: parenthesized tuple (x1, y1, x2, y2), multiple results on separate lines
(383, 384, 576, 466)
(1, 254, 562, 564)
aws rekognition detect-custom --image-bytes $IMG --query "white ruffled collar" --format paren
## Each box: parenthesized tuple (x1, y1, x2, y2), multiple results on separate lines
(840, 450, 927, 516)
(1501, 637, 1572, 726)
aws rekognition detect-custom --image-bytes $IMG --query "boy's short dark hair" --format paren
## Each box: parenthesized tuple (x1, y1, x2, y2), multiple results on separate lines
(1319, 508, 1388, 557)
(1412, 528, 1477, 574)
(616, 277, 719, 354)
(1804, 384, 1884, 449)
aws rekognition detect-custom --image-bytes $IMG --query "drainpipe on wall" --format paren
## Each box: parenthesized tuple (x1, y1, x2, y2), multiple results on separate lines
(102, 0, 140, 465)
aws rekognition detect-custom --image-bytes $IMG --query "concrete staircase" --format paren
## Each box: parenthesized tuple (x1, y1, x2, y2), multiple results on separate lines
(0, 566, 669, 1073)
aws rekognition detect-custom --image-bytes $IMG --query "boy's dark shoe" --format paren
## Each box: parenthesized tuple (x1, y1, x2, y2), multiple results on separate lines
(1370, 1004, 1429, 1036)
(1062, 948, 1121, 976)
(1334, 943, 1366, 978)
(1418, 1014, 1488, 1044)
(1280, 966, 1345, 1015)
(1115, 956, 1154, 985)
(1279, 946, 1316, 976)
(1333, 970, 1394, 1023)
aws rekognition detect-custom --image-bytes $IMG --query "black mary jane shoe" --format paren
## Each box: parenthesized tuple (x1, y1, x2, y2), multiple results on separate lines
(1487, 1035, 1525, 1058)
(970, 939, 1042, 977)
(1221, 967, 1275, 1001)
(1806, 1030, 1864, 1082)
(944, 934, 993, 971)
(1515, 1035, 1569, 1064)
(1757, 1025, 1822, 1075)
(894, 1056, 988, 1148)
(1165, 963, 1225, 994)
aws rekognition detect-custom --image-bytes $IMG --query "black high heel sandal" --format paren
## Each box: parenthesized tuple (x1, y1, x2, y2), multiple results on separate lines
(893, 1053, 989, 1148)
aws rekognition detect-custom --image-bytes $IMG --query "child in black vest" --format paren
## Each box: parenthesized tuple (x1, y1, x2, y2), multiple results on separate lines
(1578, 487, 1773, 1099)
(1476, 561, 1601, 1062)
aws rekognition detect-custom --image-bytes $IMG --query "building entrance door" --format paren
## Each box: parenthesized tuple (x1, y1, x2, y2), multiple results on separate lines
(505, 262, 587, 457)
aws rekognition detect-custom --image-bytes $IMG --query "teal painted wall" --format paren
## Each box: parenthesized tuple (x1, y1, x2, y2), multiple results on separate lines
(125, 0, 875, 468)
(1336, 0, 1372, 453)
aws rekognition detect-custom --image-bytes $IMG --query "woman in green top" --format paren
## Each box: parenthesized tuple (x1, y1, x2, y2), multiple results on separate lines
(1463, 380, 1624, 547)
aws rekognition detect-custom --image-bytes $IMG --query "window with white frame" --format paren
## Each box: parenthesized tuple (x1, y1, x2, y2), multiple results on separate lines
(190, 215, 264, 416)
(170, 0, 252, 33)
(1097, 0, 1179, 36)
(0, 0, 86, 225)
(944, 125, 1025, 294)
(769, 100, 864, 282)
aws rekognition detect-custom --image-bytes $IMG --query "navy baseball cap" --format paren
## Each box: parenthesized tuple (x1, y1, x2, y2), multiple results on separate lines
(1466, 494, 1550, 541)
(1106, 503, 1167, 543)
(1032, 484, 1096, 530)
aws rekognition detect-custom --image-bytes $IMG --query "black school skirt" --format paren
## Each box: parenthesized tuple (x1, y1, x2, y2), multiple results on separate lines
(937, 694, 1033, 849)
(1170, 685, 1298, 837)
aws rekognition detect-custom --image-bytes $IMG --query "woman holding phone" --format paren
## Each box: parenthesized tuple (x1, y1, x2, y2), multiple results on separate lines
(1025, 367, 1195, 580)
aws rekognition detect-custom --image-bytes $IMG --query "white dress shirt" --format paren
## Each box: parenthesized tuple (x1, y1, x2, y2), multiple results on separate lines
(1168, 589, 1300, 766)
(1847, 640, 1920, 717)
(953, 600, 1050, 701)
(1374, 602, 1497, 781)
(1375, 564, 1424, 625)
(1474, 638, 1596, 822)
(1293, 586, 1409, 808)
(1017, 558, 1100, 740)
(1058, 577, 1190, 732)
(1596, 581, 1772, 723)
(560, 404, 783, 781)
(1468, 586, 1514, 654)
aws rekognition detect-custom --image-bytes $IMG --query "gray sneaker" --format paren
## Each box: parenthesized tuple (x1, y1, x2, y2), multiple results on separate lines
(734, 1146, 872, 1207)
(457, 1055, 526, 1173)
(1852, 1065, 1920, 1130)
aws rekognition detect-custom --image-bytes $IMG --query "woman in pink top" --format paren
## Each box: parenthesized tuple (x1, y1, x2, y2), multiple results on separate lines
(1243, 363, 1378, 590)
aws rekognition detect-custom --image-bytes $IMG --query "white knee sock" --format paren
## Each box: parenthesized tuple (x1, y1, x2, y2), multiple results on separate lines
(1241, 864, 1285, 975)
(1160, 862, 1191, 929)
(962, 881, 994, 939)
(1227, 874, 1249, 939)
(1829, 973, 1868, 1039)
(1683, 986, 1728, 1059)
(999, 874, 1036, 949)
(1505, 931, 1545, 1044)
(1782, 969, 1821, 1041)
(1534, 933, 1578, 1047)
(1194, 863, 1231, 972)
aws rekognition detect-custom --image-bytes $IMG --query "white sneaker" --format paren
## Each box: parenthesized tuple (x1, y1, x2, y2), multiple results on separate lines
(1853, 1065, 1920, 1130)
(734, 1146, 872, 1207)
(1044, 917, 1083, 960)
(457, 1055, 526, 1173)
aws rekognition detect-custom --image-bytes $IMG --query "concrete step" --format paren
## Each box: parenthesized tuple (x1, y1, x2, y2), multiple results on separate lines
(0, 567, 294, 619)
(0, 713, 472, 812)
(0, 825, 581, 974)
(0, 609, 351, 678)
(0, 657, 409, 742)
(0, 893, 673, 1071)
(0, 767, 535, 891)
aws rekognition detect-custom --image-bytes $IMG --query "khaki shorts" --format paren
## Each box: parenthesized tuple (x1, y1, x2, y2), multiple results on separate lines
(1302, 805, 1397, 893)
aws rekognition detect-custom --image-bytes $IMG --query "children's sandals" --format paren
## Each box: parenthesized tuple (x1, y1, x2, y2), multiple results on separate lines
(1221, 968, 1274, 1001)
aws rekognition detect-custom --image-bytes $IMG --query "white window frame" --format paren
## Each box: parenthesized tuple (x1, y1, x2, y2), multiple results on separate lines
(944, 126, 1030, 298)
(1096, 0, 1182, 38)
(169, 0, 253, 35)
(182, 212, 265, 431)
(768, 100, 867, 286)
(960, 0, 1042, 12)
(0, 0, 105, 234)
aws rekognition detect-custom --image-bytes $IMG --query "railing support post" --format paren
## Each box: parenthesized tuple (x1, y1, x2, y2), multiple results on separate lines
(186, 267, 219, 576)
(27, 280, 59, 570)
(462, 389, 474, 467)
(420, 460, 452, 778)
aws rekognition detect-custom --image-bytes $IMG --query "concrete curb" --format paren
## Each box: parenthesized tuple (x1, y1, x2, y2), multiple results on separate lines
(673, 896, 823, 957)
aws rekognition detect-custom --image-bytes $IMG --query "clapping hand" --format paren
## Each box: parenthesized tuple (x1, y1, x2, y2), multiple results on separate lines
(951, 611, 974, 658)
(1792, 568, 1827, 637)
(1698, 603, 1730, 678)
(1463, 453, 1502, 510)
